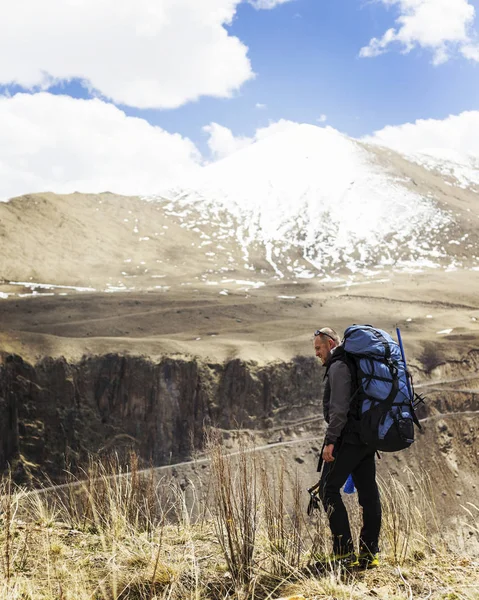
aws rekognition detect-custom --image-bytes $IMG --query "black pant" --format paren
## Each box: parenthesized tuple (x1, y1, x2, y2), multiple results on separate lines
(319, 442, 381, 555)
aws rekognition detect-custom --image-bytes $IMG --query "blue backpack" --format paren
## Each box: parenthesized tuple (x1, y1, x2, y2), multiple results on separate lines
(343, 325, 422, 452)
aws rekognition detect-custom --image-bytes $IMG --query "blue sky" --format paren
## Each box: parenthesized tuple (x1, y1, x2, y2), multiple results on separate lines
(156, 0, 479, 149)
(1, 0, 478, 199)
(2, 0, 478, 152)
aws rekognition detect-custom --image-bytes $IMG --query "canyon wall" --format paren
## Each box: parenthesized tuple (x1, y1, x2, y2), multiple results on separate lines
(0, 352, 322, 483)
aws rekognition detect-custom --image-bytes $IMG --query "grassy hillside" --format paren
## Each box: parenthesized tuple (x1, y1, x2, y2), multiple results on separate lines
(0, 438, 477, 600)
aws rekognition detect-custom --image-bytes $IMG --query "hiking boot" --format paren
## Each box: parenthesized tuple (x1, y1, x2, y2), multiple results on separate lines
(356, 550, 379, 569)
(312, 551, 358, 573)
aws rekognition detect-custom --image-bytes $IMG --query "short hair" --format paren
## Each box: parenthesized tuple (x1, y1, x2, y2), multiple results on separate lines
(314, 327, 341, 345)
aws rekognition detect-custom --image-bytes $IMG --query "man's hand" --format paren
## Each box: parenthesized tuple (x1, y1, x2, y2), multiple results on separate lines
(322, 443, 335, 463)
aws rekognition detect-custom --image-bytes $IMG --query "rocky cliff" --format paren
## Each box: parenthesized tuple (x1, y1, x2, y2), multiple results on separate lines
(0, 352, 323, 483)
(2, 347, 478, 489)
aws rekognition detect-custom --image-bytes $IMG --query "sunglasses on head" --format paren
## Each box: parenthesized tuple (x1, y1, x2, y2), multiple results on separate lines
(314, 330, 335, 341)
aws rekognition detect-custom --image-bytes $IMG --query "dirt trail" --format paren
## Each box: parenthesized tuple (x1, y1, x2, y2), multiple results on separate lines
(416, 374, 479, 389)
(29, 401, 479, 497)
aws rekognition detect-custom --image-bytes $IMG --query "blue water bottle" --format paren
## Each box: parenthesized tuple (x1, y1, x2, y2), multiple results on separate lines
(344, 474, 356, 494)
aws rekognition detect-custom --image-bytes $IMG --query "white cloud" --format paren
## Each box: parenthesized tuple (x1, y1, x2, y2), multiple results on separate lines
(0, 0, 255, 109)
(256, 103, 267, 109)
(360, 0, 478, 64)
(248, 0, 295, 9)
(461, 43, 479, 60)
(0, 93, 201, 202)
(364, 111, 479, 158)
(203, 123, 253, 161)
(317, 114, 328, 123)
(203, 119, 300, 160)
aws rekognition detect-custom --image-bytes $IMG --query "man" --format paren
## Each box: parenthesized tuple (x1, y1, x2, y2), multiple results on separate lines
(313, 327, 381, 569)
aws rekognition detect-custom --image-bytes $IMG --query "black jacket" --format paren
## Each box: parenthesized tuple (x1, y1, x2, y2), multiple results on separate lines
(323, 346, 360, 445)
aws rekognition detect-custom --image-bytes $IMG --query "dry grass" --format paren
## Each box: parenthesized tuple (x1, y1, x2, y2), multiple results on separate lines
(0, 436, 477, 600)
(378, 468, 445, 564)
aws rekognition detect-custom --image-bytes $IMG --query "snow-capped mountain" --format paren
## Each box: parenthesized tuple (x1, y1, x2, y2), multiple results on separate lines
(153, 124, 478, 279)
(1, 124, 479, 299)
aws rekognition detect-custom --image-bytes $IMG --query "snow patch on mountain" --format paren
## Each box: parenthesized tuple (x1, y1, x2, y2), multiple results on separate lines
(150, 124, 452, 278)
(407, 149, 479, 190)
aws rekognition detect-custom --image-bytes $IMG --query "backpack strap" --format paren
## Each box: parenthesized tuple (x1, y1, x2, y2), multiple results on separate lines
(334, 349, 364, 425)
(323, 346, 363, 424)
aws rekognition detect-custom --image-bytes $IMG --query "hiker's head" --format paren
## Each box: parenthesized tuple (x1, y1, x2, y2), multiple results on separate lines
(314, 328, 341, 365)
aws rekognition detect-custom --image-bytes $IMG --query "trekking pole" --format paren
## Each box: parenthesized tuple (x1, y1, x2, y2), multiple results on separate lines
(307, 480, 321, 495)
(307, 479, 322, 515)
(396, 327, 413, 399)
